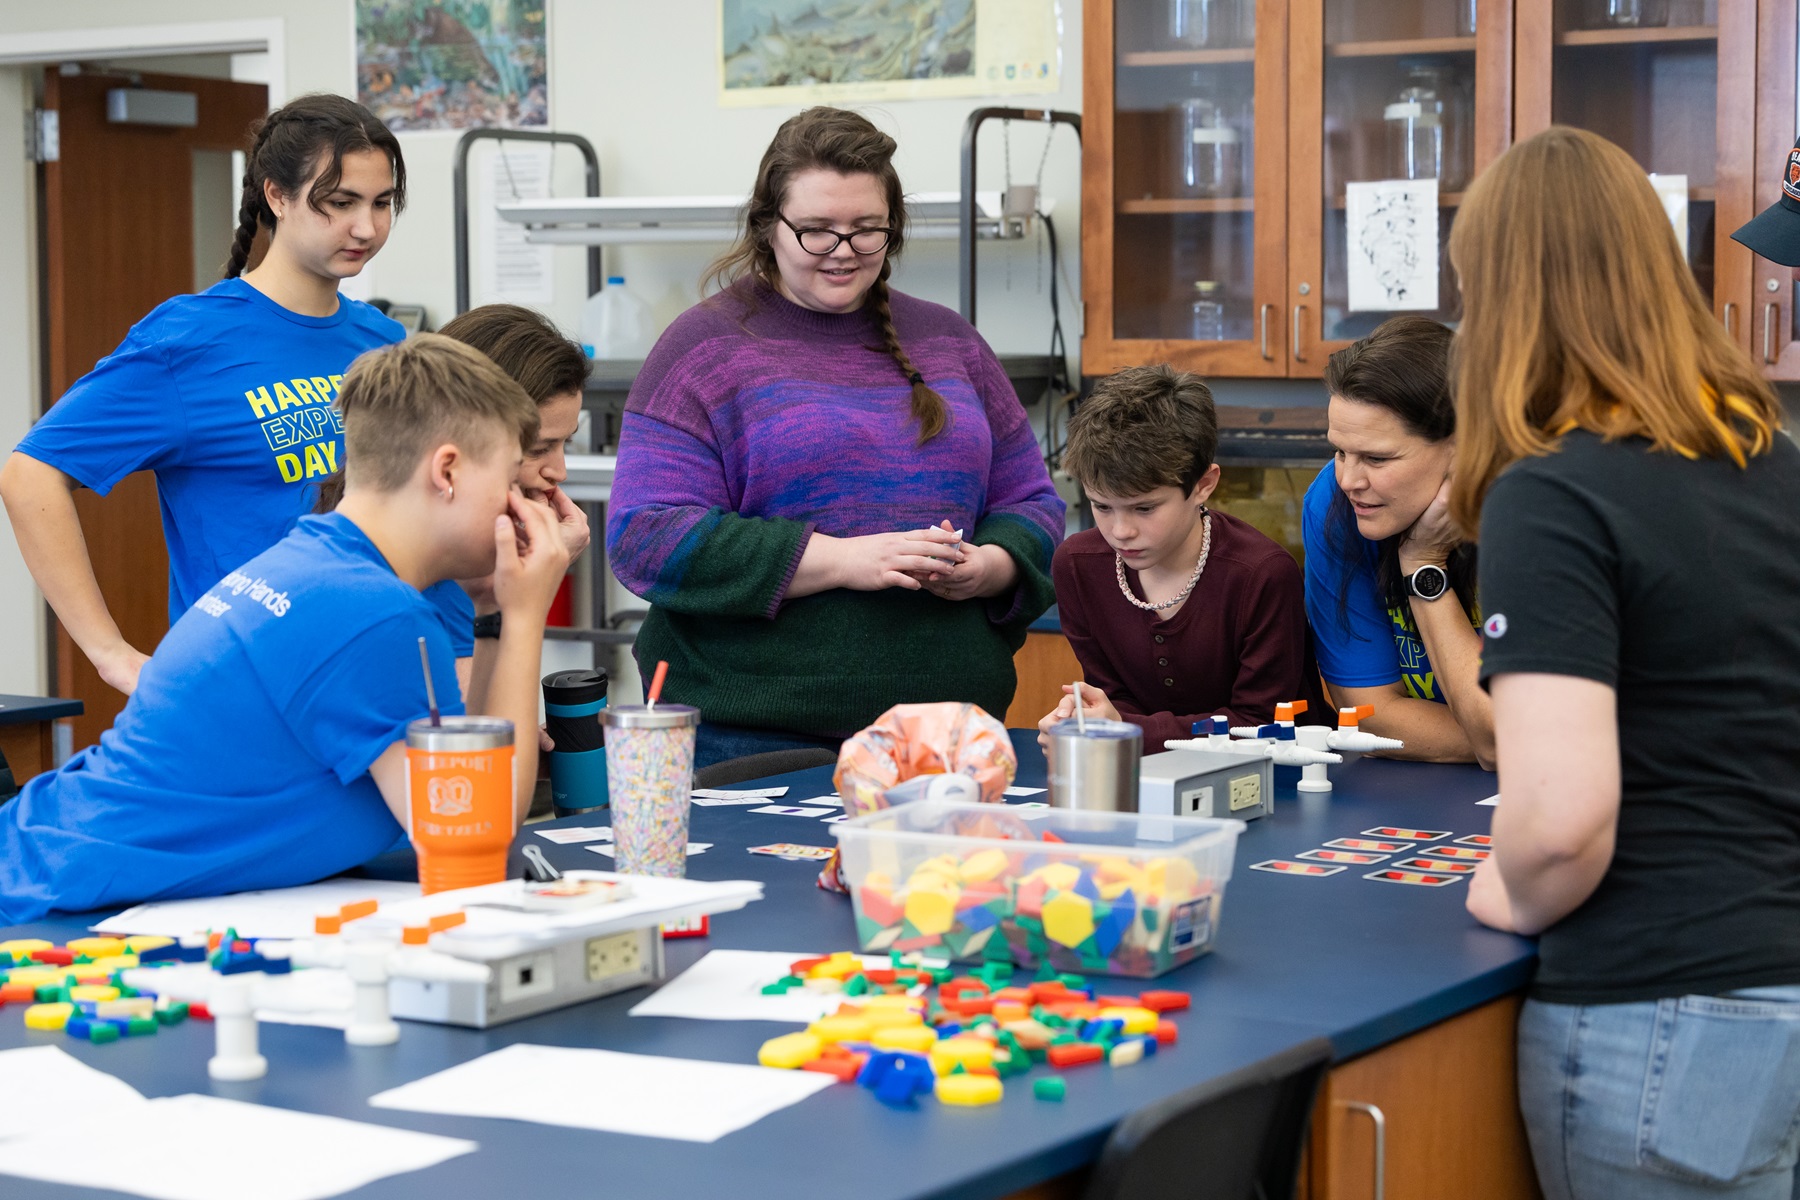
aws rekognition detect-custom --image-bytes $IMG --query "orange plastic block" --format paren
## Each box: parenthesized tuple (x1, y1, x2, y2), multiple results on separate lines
(1097, 994, 1139, 1008)
(1138, 990, 1191, 1013)
(1040, 829, 1065, 843)
(30, 948, 74, 966)
(994, 987, 1035, 1005)
(1027, 981, 1070, 1003)
(0, 983, 35, 1004)
(802, 1050, 867, 1083)
(947, 995, 995, 1017)
(1047, 1042, 1105, 1068)
(992, 1002, 1030, 1024)
(428, 912, 467, 933)
(1155, 1020, 1179, 1045)
(339, 900, 379, 922)
(864, 968, 897, 984)
(940, 977, 989, 1001)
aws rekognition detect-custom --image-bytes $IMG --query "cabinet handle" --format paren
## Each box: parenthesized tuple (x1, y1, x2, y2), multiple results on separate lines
(1260, 304, 1275, 360)
(1723, 301, 1737, 341)
(1292, 305, 1307, 362)
(1341, 1100, 1386, 1200)
(1765, 303, 1780, 365)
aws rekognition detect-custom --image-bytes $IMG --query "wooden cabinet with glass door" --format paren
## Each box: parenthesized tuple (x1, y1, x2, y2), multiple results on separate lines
(1512, 0, 1758, 357)
(1750, 0, 1800, 378)
(1286, 0, 1514, 377)
(1083, 0, 1291, 376)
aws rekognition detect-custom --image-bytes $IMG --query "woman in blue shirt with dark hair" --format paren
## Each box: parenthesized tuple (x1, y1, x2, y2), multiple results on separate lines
(0, 93, 406, 697)
(1299, 315, 1494, 766)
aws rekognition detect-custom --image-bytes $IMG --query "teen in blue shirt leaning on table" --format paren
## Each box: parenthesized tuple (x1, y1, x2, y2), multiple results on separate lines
(0, 336, 569, 925)
(1300, 315, 1494, 766)
(0, 93, 408, 697)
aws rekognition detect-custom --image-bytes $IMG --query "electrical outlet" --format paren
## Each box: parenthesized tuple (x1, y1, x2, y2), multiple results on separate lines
(1229, 773, 1262, 812)
(1180, 785, 1214, 816)
(497, 951, 555, 1004)
(586, 931, 641, 981)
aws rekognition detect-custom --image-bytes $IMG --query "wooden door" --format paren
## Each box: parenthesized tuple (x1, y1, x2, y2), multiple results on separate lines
(1286, 0, 1514, 377)
(1512, 0, 1758, 352)
(40, 68, 268, 749)
(1750, 0, 1800, 376)
(1307, 996, 1543, 1200)
(1082, 0, 1291, 377)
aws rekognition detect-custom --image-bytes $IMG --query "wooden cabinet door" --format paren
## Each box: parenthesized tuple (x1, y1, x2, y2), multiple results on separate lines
(1308, 996, 1542, 1200)
(1750, 0, 1800, 377)
(1082, 0, 1291, 376)
(1285, 0, 1514, 377)
(1512, 0, 1758, 351)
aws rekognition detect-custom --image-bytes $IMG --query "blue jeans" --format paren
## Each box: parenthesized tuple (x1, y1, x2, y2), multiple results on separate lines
(1519, 988, 1800, 1200)
(692, 722, 843, 771)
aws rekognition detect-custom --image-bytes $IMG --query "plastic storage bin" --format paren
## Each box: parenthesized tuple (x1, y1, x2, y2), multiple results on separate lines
(832, 801, 1241, 979)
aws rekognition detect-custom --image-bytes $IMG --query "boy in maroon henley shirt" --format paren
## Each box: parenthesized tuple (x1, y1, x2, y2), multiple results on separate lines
(1038, 365, 1322, 752)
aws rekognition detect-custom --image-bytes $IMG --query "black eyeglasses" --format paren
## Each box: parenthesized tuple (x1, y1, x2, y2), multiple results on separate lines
(778, 214, 894, 256)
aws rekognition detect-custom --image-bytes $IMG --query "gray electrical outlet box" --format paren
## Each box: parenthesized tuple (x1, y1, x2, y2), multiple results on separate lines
(1138, 748, 1273, 821)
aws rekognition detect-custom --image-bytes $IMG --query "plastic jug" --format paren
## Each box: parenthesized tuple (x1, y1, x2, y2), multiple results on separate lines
(581, 276, 655, 359)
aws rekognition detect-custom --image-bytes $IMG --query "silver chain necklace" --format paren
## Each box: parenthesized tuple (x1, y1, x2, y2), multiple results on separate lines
(1116, 509, 1211, 612)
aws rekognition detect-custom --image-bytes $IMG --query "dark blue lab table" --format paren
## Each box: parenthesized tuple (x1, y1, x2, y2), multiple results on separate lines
(0, 736, 1529, 1200)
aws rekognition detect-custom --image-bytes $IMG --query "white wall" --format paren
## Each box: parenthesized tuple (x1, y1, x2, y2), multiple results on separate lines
(0, 68, 42, 694)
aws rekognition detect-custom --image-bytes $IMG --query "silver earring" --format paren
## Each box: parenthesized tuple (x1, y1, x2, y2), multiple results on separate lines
(441, 485, 454, 502)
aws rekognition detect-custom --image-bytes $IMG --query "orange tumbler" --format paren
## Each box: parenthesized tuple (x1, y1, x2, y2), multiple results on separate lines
(407, 716, 516, 895)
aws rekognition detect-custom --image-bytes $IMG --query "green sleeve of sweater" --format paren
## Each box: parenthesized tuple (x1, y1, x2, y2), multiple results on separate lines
(975, 512, 1058, 650)
(642, 508, 813, 621)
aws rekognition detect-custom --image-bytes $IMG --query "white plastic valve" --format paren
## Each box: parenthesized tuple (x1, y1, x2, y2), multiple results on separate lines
(206, 973, 268, 1081)
(1296, 726, 1335, 792)
(344, 940, 401, 1046)
(1328, 729, 1406, 754)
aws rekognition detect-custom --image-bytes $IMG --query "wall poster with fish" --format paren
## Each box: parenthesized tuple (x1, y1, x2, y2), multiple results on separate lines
(356, 0, 550, 132)
(719, 0, 1061, 106)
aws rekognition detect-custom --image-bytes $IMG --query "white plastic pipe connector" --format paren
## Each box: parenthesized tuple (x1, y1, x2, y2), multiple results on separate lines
(344, 940, 400, 1046)
(1328, 729, 1406, 754)
(1296, 726, 1334, 792)
(207, 973, 268, 1081)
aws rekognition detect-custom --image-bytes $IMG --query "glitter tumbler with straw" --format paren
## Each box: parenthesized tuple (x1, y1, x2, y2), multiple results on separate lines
(601, 661, 699, 877)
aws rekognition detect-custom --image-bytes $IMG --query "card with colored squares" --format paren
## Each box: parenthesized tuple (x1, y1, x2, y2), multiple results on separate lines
(1364, 868, 1463, 887)
(1361, 826, 1451, 842)
(1422, 845, 1491, 862)
(1324, 838, 1414, 854)
(1296, 848, 1390, 865)
(1249, 859, 1346, 878)
(1393, 856, 1477, 874)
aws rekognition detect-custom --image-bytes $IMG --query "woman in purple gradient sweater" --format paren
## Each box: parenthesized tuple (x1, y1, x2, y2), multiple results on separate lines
(606, 107, 1065, 769)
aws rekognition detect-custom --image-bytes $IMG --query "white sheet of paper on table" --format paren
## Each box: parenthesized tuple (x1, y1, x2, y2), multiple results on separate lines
(1003, 786, 1047, 797)
(534, 825, 613, 844)
(586, 842, 711, 859)
(0, 1092, 474, 1200)
(628, 949, 888, 1023)
(91, 879, 421, 939)
(0, 1046, 147, 1140)
(749, 805, 836, 818)
(690, 786, 790, 800)
(1478, 794, 1499, 807)
(369, 1042, 834, 1142)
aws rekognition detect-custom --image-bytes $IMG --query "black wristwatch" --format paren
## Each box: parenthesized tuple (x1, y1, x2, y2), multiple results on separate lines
(473, 611, 503, 639)
(1406, 564, 1449, 602)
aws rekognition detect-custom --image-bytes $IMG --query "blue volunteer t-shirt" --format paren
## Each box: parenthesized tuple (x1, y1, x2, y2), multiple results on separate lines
(425, 581, 477, 657)
(15, 278, 405, 623)
(0, 513, 465, 924)
(1301, 464, 1452, 703)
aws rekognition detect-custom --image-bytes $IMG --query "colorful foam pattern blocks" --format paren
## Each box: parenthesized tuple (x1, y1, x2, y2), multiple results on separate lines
(754, 952, 1187, 1110)
(2, 931, 277, 1044)
(851, 841, 1218, 977)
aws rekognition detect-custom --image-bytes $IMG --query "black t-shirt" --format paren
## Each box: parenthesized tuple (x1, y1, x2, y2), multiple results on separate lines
(1478, 430, 1800, 1005)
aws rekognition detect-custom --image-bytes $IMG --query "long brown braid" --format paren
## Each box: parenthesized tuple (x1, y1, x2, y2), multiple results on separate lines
(225, 93, 407, 280)
(706, 106, 948, 443)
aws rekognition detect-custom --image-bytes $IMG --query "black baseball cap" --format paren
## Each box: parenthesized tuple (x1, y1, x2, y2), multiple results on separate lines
(1732, 136, 1800, 267)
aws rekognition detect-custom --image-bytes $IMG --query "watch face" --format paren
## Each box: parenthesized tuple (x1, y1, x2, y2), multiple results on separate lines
(1412, 566, 1448, 600)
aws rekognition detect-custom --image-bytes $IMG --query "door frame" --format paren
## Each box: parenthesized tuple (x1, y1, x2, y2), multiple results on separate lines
(0, 17, 285, 721)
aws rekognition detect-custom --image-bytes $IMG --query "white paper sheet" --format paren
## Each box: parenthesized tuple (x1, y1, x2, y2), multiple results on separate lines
(1346, 177, 1439, 312)
(534, 825, 613, 844)
(479, 144, 553, 305)
(0, 1046, 147, 1140)
(1477, 794, 1499, 807)
(749, 805, 836, 818)
(627, 949, 888, 1023)
(369, 1043, 834, 1142)
(691, 786, 789, 800)
(93, 880, 421, 940)
(0, 1093, 475, 1200)
(1004, 786, 1047, 797)
(586, 843, 711, 859)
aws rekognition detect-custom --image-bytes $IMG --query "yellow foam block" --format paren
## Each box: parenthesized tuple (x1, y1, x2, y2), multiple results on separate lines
(758, 1031, 824, 1069)
(935, 1073, 1003, 1106)
(871, 1023, 938, 1053)
(802, 976, 843, 994)
(96, 997, 155, 1019)
(1147, 857, 1200, 898)
(1042, 891, 1097, 948)
(85, 955, 139, 972)
(68, 985, 122, 1003)
(1033, 861, 1082, 891)
(23, 1002, 74, 1031)
(903, 884, 958, 937)
(808, 1013, 874, 1044)
(66, 937, 126, 959)
(958, 848, 1010, 883)
(1098, 1006, 1160, 1036)
(0, 940, 53, 959)
(861, 1006, 925, 1031)
(859, 994, 925, 1012)
(3, 967, 73, 986)
(929, 1037, 995, 1076)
